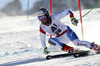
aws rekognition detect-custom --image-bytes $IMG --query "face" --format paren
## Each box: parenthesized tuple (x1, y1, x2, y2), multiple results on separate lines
(38, 15, 47, 25)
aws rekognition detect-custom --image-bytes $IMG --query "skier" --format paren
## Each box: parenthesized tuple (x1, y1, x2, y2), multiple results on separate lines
(37, 8, 100, 54)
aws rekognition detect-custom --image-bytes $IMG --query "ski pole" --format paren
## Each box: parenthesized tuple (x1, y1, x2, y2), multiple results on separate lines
(49, 50, 61, 52)
(78, 3, 100, 20)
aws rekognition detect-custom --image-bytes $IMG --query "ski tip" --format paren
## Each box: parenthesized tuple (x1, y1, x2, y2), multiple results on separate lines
(46, 55, 52, 60)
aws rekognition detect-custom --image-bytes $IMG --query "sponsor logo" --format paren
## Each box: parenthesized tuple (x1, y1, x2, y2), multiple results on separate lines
(77, 43, 88, 47)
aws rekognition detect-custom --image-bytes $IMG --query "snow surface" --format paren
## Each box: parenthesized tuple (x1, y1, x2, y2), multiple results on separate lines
(0, 8, 100, 66)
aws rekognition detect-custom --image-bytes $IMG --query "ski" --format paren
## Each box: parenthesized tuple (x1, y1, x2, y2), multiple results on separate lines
(46, 50, 90, 60)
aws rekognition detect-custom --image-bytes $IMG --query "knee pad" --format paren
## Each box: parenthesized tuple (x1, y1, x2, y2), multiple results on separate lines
(48, 38, 56, 46)
(49, 38, 63, 49)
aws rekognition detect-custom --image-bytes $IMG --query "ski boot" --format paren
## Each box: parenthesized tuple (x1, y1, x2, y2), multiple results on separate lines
(61, 44, 79, 53)
(90, 42, 100, 52)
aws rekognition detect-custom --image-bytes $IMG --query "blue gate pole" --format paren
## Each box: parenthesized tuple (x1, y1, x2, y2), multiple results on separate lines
(27, 0, 29, 20)
(47, 0, 50, 12)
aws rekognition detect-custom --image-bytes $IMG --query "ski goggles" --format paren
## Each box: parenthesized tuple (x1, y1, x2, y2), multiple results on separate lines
(38, 15, 46, 21)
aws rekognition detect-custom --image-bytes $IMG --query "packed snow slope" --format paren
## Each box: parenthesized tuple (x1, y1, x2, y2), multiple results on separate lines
(0, 8, 100, 66)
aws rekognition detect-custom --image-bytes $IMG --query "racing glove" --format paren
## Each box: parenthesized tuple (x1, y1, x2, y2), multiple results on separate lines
(43, 47, 50, 54)
(71, 17, 78, 26)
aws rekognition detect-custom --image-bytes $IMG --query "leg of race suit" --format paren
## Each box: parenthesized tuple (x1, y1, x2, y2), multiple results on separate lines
(67, 26, 92, 48)
(48, 38, 63, 49)
(49, 38, 74, 52)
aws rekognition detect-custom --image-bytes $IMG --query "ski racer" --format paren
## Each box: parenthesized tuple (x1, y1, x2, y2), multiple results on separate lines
(37, 8, 100, 54)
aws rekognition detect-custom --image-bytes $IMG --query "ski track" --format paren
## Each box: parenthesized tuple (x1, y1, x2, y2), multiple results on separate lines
(0, 8, 100, 66)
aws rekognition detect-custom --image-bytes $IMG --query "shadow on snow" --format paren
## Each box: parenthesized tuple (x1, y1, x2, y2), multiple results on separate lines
(0, 58, 46, 66)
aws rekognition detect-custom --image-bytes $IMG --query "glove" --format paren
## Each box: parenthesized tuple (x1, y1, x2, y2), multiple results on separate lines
(43, 47, 50, 54)
(71, 17, 78, 26)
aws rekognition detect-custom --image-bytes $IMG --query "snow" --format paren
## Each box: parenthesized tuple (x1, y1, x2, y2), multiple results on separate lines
(0, 8, 100, 66)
